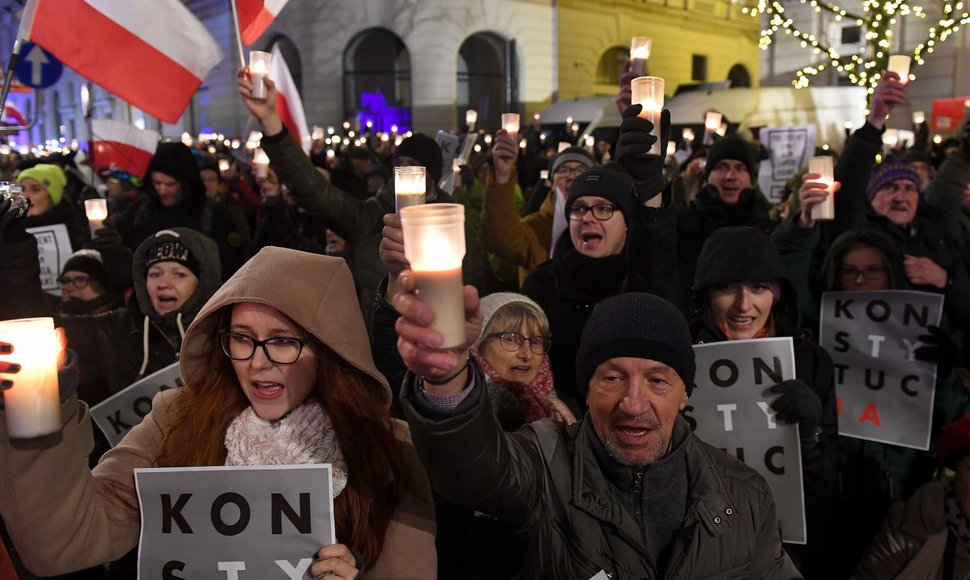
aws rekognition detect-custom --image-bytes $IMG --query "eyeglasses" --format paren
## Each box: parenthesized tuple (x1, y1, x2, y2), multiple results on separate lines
(840, 266, 888, 280)
(486, 331, 551, 355)
(566, 204, 616, 221)
(555, 166, 587, 177)
(58, 274, 92, 288)
(219, 332, 308, 364)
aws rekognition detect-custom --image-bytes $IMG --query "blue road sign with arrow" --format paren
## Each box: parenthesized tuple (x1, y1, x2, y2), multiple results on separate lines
(15, 42, 62, 89)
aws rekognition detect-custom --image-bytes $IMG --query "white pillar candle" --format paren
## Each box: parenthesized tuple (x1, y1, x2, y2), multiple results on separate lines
(83, 198, 108, 238)
(400, 204, 467, 348)
(887, 54, 911, 85)
(253, 148, 270, 179)
(912, 111, 926, 125)
(248, 51, 272, 100)
(808, 156, 835, 221)
(502, 113, 520, 137)
(1, 318, 61, 438)
(631, 76, 665, 156)
(630, 36, 652, 76)
(666, 140, 677, 158)
(702, 111, 723, 145)
(540, 169, 549, 181)
(465, 110, 478, 131)
(395, 166, 427, 212)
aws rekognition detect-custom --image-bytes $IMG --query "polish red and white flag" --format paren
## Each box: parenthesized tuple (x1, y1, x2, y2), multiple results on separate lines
(90, 118, 160, 177)
(268, 45, 310, 153)
(236, 0, 290, 46)
(18, 0, 222, 123)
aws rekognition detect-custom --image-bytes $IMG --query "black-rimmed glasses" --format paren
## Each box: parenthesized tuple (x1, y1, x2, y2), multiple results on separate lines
(219, 332, 308, 364)
(485, 331, 551, 355)
(566, 204, 616, 221)
(840, 266, 887, 280)
(58, 274, 93, 288)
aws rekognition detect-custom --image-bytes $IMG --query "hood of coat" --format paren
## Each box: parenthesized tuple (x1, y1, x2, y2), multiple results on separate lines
(132, 227, 222, 324)
(820, 228, 905, 292)
(691, 226, 799, 335)
(179, 246, 391, 405)
(145, 142, 206, 211)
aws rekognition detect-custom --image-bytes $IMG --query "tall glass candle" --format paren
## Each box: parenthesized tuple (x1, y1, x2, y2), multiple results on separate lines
(395, 166, 427, 212)
(502, 113, 520, 137)
(253, 148, 270, 179)
(1, 318, 60, 438)
(887, 55, 911, 85)
(84, 198, 108, 238)
(465, 110, 478, 131)
(400, 204, 467, 348)
(540, 169, 549, 181)
(703, 111, 723, 145)
(808, 156, 835, 221)
(631, 76, 665, 156)
(248, 51, 272, 100)
(630, 36, 652, 76)
(912, 111, 926, 125)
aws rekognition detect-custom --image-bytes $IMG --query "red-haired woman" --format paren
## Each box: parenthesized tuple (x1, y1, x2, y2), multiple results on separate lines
(0, 247, 436, 579)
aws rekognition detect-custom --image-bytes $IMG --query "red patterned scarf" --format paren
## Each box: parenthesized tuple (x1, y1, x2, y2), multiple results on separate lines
(472, 351, 556, 422)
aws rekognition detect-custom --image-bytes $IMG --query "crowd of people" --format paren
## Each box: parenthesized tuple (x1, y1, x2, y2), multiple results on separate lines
(0, 58, 968, 580)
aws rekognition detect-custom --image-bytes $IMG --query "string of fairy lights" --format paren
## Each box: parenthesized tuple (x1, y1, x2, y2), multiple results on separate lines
(739, 0, 968, 98)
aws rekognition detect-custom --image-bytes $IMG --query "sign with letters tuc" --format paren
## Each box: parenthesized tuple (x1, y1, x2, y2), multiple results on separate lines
(134, 465, 335, 580)
(819, 290, 943, 450)
(687, 337, 806, 544)
(90, 362, 183, 447)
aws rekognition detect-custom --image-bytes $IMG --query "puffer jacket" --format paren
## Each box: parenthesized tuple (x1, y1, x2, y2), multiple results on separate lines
(0, 247, 437, 579)
(402, 360, 802, 580)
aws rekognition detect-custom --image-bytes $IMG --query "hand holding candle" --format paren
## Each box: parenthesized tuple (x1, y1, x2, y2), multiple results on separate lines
(84, 198, 108, 238)
(248, 51, 272, 100)
(399, 204, 467, 349)
(0, 318, 61, 438)
(887, 54, 911, 85)
(395, 166, 427, 212)
(631, 76, 665, 156)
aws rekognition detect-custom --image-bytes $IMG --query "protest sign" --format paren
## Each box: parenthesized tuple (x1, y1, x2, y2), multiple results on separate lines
(25, 223, 72, 295)
(757, 125, 816, 203)
(687, 337, 806, 544)
(135, 464, 335, 580)
(819, 290, 943, 450)
(90, 363, 183, 447)
(436, 130, 461, 194)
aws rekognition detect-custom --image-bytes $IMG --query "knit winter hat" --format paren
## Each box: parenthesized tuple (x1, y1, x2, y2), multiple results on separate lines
(17, 163, 68, 205)
(576, 293, 696, 397)
(143, 229, 201, 278)
(395, 133, 442, 183)
(474, 292, 545, 349)
(704, 135, 757, 180)
(550, 147, 595, 175)
(62, 249, 110, 291)
(866, 161, 921, 201)
(565, 166, 635, 225)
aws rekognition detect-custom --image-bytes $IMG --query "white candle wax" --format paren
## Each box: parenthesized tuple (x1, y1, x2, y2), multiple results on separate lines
(249, 51, 272, 100)
(1, 318, 61, 438)
(808, 156, 835, 222)
(887, 55, 911, 85)
(502, 113, 520, 137)
(631, 76, 665, 156)
(84, 198, 108, 238)
(253, 149, 270, 179)
(395, 166, 427, 213)
(414, 266, 466, 348)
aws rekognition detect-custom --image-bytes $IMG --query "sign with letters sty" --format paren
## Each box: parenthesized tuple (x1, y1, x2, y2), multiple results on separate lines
(687, 337, 806, 544)
(134, 464, 335, 580)
(819, 290, 943, 450)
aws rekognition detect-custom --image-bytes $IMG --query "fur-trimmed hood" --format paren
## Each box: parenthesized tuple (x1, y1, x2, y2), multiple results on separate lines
(179, 247, 391, 405)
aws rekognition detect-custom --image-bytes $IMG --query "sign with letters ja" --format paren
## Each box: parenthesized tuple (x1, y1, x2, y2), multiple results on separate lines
(819, 290, 943, 450)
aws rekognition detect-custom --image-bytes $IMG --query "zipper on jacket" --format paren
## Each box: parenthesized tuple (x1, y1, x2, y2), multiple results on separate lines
(632, 468, 643, 519)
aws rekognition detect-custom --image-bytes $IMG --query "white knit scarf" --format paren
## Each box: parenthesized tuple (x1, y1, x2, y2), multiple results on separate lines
(224, 398, 348, 498)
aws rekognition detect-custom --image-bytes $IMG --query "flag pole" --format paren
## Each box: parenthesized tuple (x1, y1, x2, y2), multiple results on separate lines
(229, 0, 246, 70)
(0, 38, 24, 116)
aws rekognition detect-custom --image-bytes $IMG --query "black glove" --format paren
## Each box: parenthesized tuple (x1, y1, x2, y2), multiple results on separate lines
(769, 379, 822, 441)
(914, 325, 960, 377)
(0, 195, 28, 245)
(92, 226, 123, 253)
(615, 104, 671, 202)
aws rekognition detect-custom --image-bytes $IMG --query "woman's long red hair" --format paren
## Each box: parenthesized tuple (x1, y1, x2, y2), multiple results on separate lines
(155, 307, 411, 565)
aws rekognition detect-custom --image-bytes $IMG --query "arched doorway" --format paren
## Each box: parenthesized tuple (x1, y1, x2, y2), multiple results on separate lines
(457, 32, 518, 131)
(343, 28, 412, 132)
(727, 64, 751, 88)
(597, 46, 632, 84)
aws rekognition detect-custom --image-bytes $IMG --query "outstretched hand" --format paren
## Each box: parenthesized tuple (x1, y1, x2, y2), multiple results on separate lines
(615, 104, 671, 202)
(867, 72, 907, 129)
(235, 68, 283, 136)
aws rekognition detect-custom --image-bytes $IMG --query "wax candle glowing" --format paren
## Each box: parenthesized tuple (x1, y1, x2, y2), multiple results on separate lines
(887, 55, 911, 85)
(540, 169, 549, 181)
(666, 141, 677, 157)
(312, 126, 324, 140)
(631, 76, 665, 156)
(502, 113, 520, 137)
(395, 166, 426, 212)
(912, 111, 926, 125)
(630, 36, 652, 76)
(253, 148, 270, 179)
(218, 158, 231, 172)
(808, 156, 835, 222)
(248, 51, 272, 100)
(84, 198, 108, 238)
(701, 111, 723, 145)
(466, 110, 478, 130)
(400, 204, 467, 348)
(558, 142, 571, 153)
(883, 129, 899, 148)
(1, 318, 61, 438)
(682, 128, 695, 143)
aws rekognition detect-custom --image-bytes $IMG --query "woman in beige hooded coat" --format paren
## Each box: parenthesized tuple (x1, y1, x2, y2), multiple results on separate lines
(0, 246, 436, 579)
